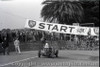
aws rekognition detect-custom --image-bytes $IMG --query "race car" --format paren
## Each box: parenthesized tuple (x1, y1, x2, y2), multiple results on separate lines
(38, 40, 59, 58)
(38, 47, 59, 58)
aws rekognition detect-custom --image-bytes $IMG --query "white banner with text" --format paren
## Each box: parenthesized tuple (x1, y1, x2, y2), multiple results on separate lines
(25, 19, 99, 36)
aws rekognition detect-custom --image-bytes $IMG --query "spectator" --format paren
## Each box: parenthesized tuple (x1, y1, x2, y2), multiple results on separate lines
(2, 37, 9, 55)
(14, 38, 21, 54)
(0, 33, 2, 43)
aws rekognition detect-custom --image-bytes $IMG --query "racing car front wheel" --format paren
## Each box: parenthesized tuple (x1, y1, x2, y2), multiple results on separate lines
(55, 50, 59, 57)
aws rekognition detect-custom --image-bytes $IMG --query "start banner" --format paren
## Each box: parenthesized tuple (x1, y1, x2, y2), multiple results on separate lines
(25, 19, 99, 36)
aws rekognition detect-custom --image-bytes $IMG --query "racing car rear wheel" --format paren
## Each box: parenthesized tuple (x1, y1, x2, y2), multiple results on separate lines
(38, 50, 41, 58)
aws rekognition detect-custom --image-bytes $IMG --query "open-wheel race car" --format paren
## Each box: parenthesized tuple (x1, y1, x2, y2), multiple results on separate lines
(38, 47, 59, 58)
(38, 41, 59, 58)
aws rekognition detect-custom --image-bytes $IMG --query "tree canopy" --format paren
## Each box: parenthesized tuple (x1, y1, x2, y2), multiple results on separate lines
(41, 1, 99, 27)
(80, 1, 99, 26)
(41, 1, 83, 25)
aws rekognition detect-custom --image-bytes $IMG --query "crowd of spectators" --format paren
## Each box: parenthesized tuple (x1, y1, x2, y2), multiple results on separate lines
(0, 28, 99, 51)
(0, 29, 43, 42)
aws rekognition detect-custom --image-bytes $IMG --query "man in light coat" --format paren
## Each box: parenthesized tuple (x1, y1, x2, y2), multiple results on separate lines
(14, 38, 21, 54)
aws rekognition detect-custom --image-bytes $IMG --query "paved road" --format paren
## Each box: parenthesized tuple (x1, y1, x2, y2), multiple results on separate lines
(0, 50, 99, 67)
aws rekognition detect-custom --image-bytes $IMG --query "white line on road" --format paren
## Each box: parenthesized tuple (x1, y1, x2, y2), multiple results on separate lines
(0, 56, 37, 67)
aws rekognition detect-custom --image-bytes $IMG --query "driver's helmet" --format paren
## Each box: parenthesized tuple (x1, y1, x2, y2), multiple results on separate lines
(44, 42, 49, 48)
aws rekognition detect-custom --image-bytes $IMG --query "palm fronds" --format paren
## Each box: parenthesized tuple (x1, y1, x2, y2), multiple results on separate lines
(41, 1, 83, 24)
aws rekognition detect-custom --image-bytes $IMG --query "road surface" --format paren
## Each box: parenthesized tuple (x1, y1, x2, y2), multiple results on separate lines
(0, 50, 99, 67)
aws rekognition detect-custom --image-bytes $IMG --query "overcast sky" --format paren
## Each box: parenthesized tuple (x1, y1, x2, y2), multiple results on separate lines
(0, 0, 44, 30)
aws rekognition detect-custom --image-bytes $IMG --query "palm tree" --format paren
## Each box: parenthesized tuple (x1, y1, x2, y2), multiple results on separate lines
(41, 1, 83, 24)
(41, 0, 84, 40)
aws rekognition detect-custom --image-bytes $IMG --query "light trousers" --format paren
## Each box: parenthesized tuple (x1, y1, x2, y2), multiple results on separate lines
(15, 46, 21, 53)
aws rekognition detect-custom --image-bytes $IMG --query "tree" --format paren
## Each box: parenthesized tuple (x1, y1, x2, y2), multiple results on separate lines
(41, 1, 84, 40)
(41, 1, 84, 25)
(80, 1, 99, 27)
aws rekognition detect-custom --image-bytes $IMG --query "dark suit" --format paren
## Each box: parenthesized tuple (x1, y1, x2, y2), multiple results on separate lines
(2, 38, 9, 55)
